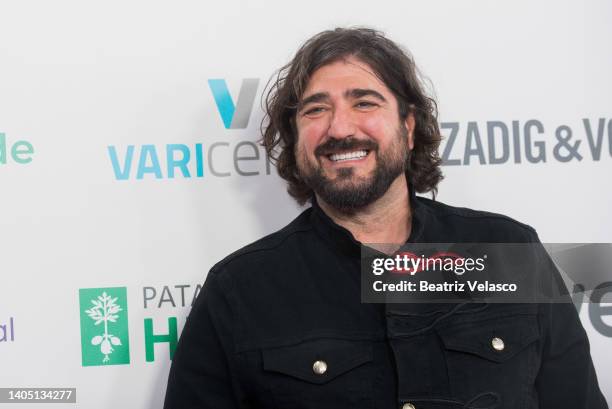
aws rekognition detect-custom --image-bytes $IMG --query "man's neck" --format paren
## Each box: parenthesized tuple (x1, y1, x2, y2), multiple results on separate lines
(316, 176, 412, 245)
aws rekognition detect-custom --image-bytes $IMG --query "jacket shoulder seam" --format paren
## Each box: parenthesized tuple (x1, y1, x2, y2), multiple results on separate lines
(419, 197, 536, 234)
(209, 225, 312, 275)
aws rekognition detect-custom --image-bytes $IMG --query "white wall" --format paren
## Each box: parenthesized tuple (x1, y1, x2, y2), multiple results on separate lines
(1, 0, 610, 407)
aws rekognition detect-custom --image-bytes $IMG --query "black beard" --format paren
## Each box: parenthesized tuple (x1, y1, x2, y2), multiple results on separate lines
(299, 130, 408, 214)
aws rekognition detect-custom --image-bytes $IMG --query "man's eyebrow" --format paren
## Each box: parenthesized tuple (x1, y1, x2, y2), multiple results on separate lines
(298, 88, 387, 111)
(298, 92, 330, 110)
(345, 88, 387, 102)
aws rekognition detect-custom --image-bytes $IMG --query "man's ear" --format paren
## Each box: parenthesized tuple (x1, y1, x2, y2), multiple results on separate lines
(405, 111, 415, 151)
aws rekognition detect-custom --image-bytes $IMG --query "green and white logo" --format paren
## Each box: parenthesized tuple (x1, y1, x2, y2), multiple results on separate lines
(79, 287, 130, 366)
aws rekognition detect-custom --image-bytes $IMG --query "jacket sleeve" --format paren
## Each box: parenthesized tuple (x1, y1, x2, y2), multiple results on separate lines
(533, 240, 608, 408)
(535, 301, 608, 408)
(163, 270, 242, 409)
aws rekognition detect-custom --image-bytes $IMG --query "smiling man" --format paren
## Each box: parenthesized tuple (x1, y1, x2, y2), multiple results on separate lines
(294, 58, 414, 221)
(164, 28, 607, 409)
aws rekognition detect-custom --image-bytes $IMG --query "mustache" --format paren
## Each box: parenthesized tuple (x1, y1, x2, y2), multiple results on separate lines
(314, 137, 378, 156)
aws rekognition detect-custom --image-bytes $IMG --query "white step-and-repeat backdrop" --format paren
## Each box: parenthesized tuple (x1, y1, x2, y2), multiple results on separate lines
(1, 0, 610, 407)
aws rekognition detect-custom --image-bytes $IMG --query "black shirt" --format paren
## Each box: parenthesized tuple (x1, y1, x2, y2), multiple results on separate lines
(164, 188, 608, 409)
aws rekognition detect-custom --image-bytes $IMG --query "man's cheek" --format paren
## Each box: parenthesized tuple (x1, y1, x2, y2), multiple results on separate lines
(359, 116, 388, 135)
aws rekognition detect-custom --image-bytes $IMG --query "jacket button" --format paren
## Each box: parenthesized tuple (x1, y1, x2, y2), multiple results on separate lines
(402, 403, 416, 409)
(312, 360, 327, 375)
(492, 337, 505, 351)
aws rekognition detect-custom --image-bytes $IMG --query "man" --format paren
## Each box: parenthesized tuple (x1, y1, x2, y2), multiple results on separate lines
(164, 28, 607, 409)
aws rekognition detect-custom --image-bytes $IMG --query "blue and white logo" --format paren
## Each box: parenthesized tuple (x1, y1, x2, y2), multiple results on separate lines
(106, 77, 270, 180)
(208, 78, 259, 129)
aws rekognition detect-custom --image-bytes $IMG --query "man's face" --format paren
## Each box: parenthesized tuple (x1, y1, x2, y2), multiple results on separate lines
(295, 56, 414, 212)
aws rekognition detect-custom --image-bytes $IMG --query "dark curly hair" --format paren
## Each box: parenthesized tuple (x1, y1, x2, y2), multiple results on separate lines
(261, 27, 443, 205)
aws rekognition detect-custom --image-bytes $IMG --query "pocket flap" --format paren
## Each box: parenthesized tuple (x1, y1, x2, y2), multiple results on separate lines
(262, 338, 373, 384)
(437, 315, 539, 363)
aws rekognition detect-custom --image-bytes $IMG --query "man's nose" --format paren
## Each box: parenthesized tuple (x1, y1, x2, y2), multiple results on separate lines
(327, 106, 357, 139)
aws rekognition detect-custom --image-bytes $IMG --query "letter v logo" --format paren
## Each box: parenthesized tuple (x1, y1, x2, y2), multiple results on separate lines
(208, 78, 259, 129)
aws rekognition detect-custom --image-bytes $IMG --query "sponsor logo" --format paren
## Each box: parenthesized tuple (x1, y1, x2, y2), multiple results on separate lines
(78, 284, 200, 365)
(141, 284, 202, 361)
(441, 118, 612, 165)
(143, 284, 202, 309)
(107, 78, 270, 180)
(208, 78, 259, 129)
(0, 317, 16, 343)
(0, 133, 34, 165)
(79, 287, 130, 366)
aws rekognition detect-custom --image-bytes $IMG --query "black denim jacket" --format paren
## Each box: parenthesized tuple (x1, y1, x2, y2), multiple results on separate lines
(164, 191, 608, 409)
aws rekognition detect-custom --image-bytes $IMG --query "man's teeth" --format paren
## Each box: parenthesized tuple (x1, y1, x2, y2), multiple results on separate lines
(329, 150, 368, 162)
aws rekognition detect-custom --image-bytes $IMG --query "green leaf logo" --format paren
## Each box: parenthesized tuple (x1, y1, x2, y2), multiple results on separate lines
(79, 287, 130, 366)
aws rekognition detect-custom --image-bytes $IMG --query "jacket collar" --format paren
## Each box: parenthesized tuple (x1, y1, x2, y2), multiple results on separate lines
(310, 181, 426, 256)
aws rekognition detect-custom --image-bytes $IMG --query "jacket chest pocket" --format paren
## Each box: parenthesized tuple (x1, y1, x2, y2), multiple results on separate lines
(262, 338, 374, 409)
(436, 314, 540, 408)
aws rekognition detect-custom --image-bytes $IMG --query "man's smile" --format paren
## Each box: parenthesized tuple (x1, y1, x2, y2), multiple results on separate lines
(314, 137, 378, 169)
(327, 149, 370, 163)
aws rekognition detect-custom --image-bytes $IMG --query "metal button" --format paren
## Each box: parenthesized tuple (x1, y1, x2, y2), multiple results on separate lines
(312, 360, 327, 375)
(492, 337, 505, 351)
(402, 403, 416, 409)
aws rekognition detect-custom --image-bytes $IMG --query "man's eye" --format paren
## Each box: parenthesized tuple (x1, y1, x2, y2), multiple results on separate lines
(304, 107, 326, 116)
(355, 101, 377, 109)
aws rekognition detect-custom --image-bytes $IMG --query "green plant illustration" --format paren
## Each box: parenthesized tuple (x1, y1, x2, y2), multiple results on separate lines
(85, 292, 123, 363)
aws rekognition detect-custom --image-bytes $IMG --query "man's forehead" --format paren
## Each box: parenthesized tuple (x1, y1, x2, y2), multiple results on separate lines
(301, 57, 389, 99)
